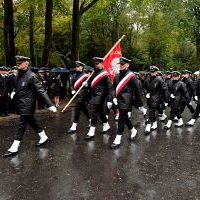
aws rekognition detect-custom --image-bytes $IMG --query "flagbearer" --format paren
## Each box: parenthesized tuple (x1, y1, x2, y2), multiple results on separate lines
(85, 57, 113, 140)
(67, 61, 91, 133)
(4, 56, 57, 157)
(110, 57, 144, 149)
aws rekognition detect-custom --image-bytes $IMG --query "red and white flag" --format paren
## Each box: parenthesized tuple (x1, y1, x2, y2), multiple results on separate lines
(103, 43, 122, 81)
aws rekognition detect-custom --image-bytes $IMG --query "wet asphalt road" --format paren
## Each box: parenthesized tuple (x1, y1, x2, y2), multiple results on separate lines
(0, 105, 200, 200)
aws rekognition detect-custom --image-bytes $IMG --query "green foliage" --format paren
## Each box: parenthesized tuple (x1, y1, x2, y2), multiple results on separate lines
(1, 0, 200, 69)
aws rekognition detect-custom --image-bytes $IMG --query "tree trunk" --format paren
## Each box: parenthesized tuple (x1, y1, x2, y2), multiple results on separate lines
(29, 5, 35, 66)
(42, 0, 53, 68)
(4, 0, 15, 66)
(71, 0, 100, 66)
(71, 0, 80, 65)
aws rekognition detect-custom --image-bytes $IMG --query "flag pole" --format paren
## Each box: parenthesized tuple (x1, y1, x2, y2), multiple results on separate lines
(103, 35, 126, 60)
(61, 35, 126, 113)
(61, 71, 94, 113)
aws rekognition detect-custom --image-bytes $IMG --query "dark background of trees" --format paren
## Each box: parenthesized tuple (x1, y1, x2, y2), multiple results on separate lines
(1, 0, 200, 71)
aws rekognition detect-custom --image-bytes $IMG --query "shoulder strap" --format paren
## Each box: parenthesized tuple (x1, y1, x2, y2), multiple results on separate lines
(116, 72, 135, 96)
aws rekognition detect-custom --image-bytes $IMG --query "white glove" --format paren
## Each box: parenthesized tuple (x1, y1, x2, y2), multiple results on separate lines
(164, 102, 168, 107)
(71, 90, 76, 95)
(194, 96, 198, 101)
(48, 106, 57, 113)
(113, 98, 118, 106)
(170, 94, 175, 99)
(11, 92, 16, 99)
(107, 102, 113, 109)
(146, 93, 150, 99)
(138, 106, 147, 115)
(82, 81, 88, 87)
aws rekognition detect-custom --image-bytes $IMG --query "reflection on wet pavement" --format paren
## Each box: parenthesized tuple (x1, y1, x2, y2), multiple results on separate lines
(0, 107, 200, 199)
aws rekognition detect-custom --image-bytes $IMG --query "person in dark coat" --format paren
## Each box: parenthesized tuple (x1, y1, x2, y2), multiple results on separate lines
(4, 56, 57, 157)
(52, 74, 63, 107)
(164, 71, 190, 129)
(85, 57, 113, 140)
(110, 57, 144, 149)
(144, 66, 168, 134)
(180, 70, 195, 114)
(8, 66, 18, 113)
(0, 67, 10, 116)
(187, 70, 200, 126)
(37, 69, 47, 109)
(67, 61, 91, 133)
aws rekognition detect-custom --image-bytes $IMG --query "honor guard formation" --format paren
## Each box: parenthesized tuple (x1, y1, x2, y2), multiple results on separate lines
(1, 55, 200, 157)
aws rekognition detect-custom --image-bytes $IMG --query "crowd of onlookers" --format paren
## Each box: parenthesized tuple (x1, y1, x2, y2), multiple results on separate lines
(0, 66, 71, 117)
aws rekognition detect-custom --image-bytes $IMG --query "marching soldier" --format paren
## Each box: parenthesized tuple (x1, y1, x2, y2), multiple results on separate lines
(144, 66, 168, 134)
(85, 57, 113, 140)
(181, 70, 195, 114)
(0, 67, 10, 117)
(4, 56, 57, 157)
(67, 61, 91, 133)
(164, 71, 190, 129)
(110, 57, 144, 149)
(187, 70, 200, 126)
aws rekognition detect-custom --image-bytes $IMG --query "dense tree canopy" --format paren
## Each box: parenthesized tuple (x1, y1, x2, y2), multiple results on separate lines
(1, 0, 200, 71)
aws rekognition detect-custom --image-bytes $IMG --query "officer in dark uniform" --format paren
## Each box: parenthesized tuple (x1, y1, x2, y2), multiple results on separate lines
(181, 70, 195, 114)
(157, 71, 168, 121)
(164, 71, 190, 129)
(8, 66, 18, 113)
(187, 70, 200, 126)
(4, 56, 57, 157)
(110, 57, 144, 149)
(144, 66, 168, 134)
(85, 57, 113, 140)
(37, 69, 48, 109)
(67, 61, 91, 133)
(0, 67, 10, 116)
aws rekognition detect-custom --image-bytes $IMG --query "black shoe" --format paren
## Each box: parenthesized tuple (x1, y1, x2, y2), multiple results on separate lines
(186, 123, 194, 126)
(144, 130, 150, 135)
(67, 129, 76, 134)
(84, 135, 94, 140)
(110, 143, 120, 149)
(164, 126, 170, 130)
(101, 128, 110, 134)
(129, 135, 137, 142)
(35, 139, 48, 147)
(3, 151, 18, 158)
(175, 124, 183, 127)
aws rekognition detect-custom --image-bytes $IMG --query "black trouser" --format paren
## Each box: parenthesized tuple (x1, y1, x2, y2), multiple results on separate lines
(14, 115, 43, 141)
(0, 93, 9, 115)
(158, 103, 165, 115)
(105, 104, 117, 116)
(169, 107, 182, 120)
(180, 102, 194, 114)
(74, 101, 90, 123)
(117, 109, 133, 135)
(147, 107, 158, 124)
(88, 104, 107, 127)
(37, 98, 46, 109)
(192, 104, 200, 119)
